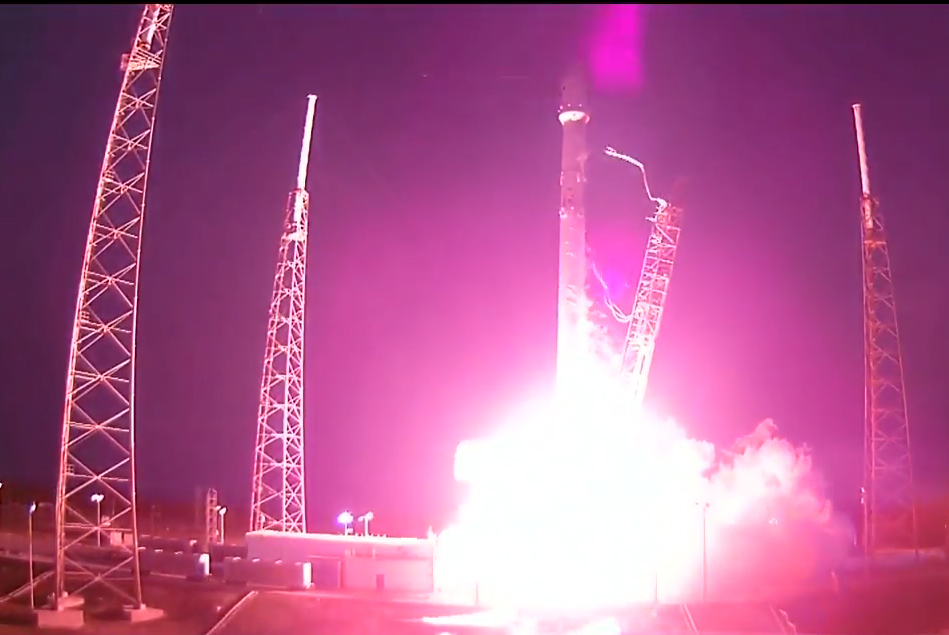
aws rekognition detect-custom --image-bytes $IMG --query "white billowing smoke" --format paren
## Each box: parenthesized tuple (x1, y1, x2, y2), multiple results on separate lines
(694, 419, 855, 600)
(435, 150, 853, 606)
(435, 304, 853, 607)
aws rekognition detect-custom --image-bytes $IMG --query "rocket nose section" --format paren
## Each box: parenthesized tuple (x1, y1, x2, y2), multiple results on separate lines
(559, 64, 589, 121)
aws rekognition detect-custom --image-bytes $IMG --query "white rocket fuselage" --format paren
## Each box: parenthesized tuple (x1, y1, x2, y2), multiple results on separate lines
(556, 71, 590, 394)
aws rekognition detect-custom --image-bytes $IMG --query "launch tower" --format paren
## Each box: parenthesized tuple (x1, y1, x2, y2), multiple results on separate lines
(619, 196, 682, 409)
(250, 96, 318, 533)
(599, 147, 684, 411)
(556, 68, 590, 394)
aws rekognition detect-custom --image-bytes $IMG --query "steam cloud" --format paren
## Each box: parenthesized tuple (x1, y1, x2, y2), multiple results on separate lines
(436, 296, 854, 608)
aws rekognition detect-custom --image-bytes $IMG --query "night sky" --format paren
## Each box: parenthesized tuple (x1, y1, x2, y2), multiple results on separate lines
(1, 5, 947, 531)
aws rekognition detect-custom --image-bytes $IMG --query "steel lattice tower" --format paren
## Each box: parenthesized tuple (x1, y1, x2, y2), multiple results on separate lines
(618, 199, 683, 409)
(251, 96, 318, 533)
(852, 104, 918, 554)
(603, 147, 684, 409)
(54, 5, 174, 609)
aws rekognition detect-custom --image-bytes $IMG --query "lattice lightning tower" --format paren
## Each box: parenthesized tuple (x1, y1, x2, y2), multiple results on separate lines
(603, 147, 684, 409)
(54, 5, 173, 609)
(251, 96, 318, 533)
(851, 104, 918, 553)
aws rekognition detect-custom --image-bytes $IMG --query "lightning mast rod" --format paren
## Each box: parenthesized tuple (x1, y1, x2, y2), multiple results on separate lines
(296, 95, 318, 191)
(851, 103, 918, 555)
(852, 104, 873, 228)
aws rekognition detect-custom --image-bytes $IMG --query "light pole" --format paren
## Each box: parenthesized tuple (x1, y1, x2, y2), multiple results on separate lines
(27, 502, 36, 610)
(91, 493, 104, 547)
(650, 498, 663, 608)
(217, 506, 227, 544)
(860, 485, 870, 573)
(653, 561, 659, 608)
(697, 501, 709, 602)
(357, 511, 374, 536)
(337, 511, 353, 535)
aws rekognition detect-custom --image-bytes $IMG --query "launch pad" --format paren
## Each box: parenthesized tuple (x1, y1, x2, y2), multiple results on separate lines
(18, 2, 923, 634)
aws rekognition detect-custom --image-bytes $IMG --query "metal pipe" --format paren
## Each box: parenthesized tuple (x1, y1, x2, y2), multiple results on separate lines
(296, 95, 318, 191)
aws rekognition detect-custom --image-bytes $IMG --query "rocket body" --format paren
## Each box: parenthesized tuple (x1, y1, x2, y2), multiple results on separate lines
(556, 69, 590, 394)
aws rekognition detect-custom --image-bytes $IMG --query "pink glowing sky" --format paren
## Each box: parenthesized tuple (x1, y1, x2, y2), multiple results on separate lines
(1, 6, 947, 533)
(589, 4, 644, 92)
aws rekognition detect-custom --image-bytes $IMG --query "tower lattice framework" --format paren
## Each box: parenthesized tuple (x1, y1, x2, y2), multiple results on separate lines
(54, 4, 174, 608)
(603, 147, 684, 410)
(619, 200, 683, 409)
(251, 96, 318, 534)
(852, 103, 918, 554)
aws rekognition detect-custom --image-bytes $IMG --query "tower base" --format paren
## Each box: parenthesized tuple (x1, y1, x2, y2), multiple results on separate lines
(124, 605, 165, 623)
(34, 607, 84, 630)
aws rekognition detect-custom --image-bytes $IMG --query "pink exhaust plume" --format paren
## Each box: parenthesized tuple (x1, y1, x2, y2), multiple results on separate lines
(588, 4, 644, 92)
(434, 310, 853, 611)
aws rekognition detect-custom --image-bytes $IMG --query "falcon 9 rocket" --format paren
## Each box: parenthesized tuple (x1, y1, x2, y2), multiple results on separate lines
(556, 68, 590, 394)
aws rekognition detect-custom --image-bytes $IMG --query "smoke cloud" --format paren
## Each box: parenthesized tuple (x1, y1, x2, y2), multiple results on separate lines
(435, 295, 854, 608)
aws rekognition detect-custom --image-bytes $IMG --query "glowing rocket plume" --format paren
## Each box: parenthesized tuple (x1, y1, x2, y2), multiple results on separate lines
(437, 196, 850, 610)
(434, 81, 851, 611)
(437, 322, 852, 609)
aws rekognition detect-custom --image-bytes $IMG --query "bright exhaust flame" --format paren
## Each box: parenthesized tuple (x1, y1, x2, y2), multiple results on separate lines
(435, 316, 853, 611)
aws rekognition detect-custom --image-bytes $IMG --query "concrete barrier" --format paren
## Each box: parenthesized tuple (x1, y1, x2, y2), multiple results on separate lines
(138, 548, 209, 579)
(222, 557, 311, 589)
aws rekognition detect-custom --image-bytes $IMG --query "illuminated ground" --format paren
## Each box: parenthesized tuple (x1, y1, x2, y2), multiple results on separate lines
(0, 558, 243, 634)
(210, 570, 949, 635)
(782, 567, 949, 635)
(0, 554, 947, 634)
(212, 591, 480, 635)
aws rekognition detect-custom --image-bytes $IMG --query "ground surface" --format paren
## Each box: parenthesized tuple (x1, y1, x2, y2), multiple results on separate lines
(213, 570, 949, 635)
(0, 558, 946, 634)
(0, 559, 244, 635)
(782, 568, 949, 635)
(212, 591, 476, 635)
(209, 593, 794, 635)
